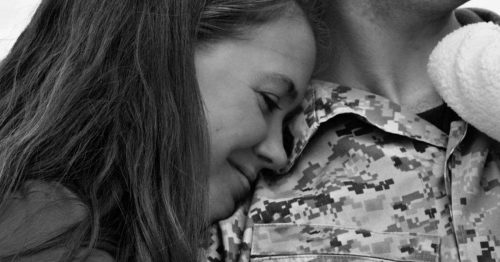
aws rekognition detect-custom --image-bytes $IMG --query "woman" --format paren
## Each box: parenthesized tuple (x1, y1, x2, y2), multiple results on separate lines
(0, 0, 317, 261)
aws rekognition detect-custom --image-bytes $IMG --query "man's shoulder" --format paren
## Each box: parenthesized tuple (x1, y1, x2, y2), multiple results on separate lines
(456, 7, 500, 25)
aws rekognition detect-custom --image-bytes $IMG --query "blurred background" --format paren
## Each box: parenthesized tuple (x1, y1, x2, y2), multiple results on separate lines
(462, 0, 500, 14)
(462, 0, 500, 12)
(1, 0, 500, 59)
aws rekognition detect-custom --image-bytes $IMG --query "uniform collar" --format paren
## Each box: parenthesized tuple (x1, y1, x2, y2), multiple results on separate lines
(281, 80, 448, 173)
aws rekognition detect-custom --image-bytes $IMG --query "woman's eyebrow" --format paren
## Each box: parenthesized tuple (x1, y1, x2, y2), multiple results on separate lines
(260, 73, 298, 100)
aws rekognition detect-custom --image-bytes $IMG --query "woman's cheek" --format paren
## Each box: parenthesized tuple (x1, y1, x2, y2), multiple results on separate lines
(211, 100, 269, 155)
(240, 116, 269, 149)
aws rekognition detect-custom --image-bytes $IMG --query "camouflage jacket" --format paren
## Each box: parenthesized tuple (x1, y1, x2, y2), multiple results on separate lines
(204, 81, 500, 262)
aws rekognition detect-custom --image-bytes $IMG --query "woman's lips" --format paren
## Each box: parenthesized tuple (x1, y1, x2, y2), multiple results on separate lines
(227, 160, 257, 186)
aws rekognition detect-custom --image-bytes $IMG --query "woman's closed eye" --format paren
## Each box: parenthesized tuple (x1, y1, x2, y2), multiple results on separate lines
(259, 91, 282, 112)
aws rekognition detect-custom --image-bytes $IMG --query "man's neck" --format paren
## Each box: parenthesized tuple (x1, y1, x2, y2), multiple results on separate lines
(317, 2, 463, 113)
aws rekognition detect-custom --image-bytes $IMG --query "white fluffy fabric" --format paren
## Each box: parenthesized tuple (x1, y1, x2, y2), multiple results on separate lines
(428, 22, 500, 141)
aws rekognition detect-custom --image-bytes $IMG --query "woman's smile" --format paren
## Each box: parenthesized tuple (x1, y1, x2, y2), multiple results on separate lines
(196, 6, 316, 223)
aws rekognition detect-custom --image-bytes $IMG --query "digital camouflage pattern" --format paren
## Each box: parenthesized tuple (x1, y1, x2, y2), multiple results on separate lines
(204, 81, 500, 262)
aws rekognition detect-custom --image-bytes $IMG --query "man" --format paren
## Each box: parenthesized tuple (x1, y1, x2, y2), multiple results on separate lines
(205, 1, 500, 261)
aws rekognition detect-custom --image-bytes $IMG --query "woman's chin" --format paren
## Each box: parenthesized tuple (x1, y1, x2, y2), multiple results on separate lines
(208, 194, 236, 224)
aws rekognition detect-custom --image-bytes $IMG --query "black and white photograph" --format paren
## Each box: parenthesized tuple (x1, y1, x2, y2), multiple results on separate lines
(0, 0, 499, 261)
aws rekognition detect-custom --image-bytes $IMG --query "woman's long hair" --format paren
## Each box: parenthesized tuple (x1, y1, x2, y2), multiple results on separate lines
(0, 0, 323, 261)
(0, 0, 207, 261)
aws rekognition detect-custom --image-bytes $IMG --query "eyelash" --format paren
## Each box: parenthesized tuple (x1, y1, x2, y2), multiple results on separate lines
(259, 91, 282, 112)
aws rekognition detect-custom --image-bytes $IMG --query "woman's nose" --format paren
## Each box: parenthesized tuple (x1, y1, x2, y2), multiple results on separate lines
(253, 124, 288, 171)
